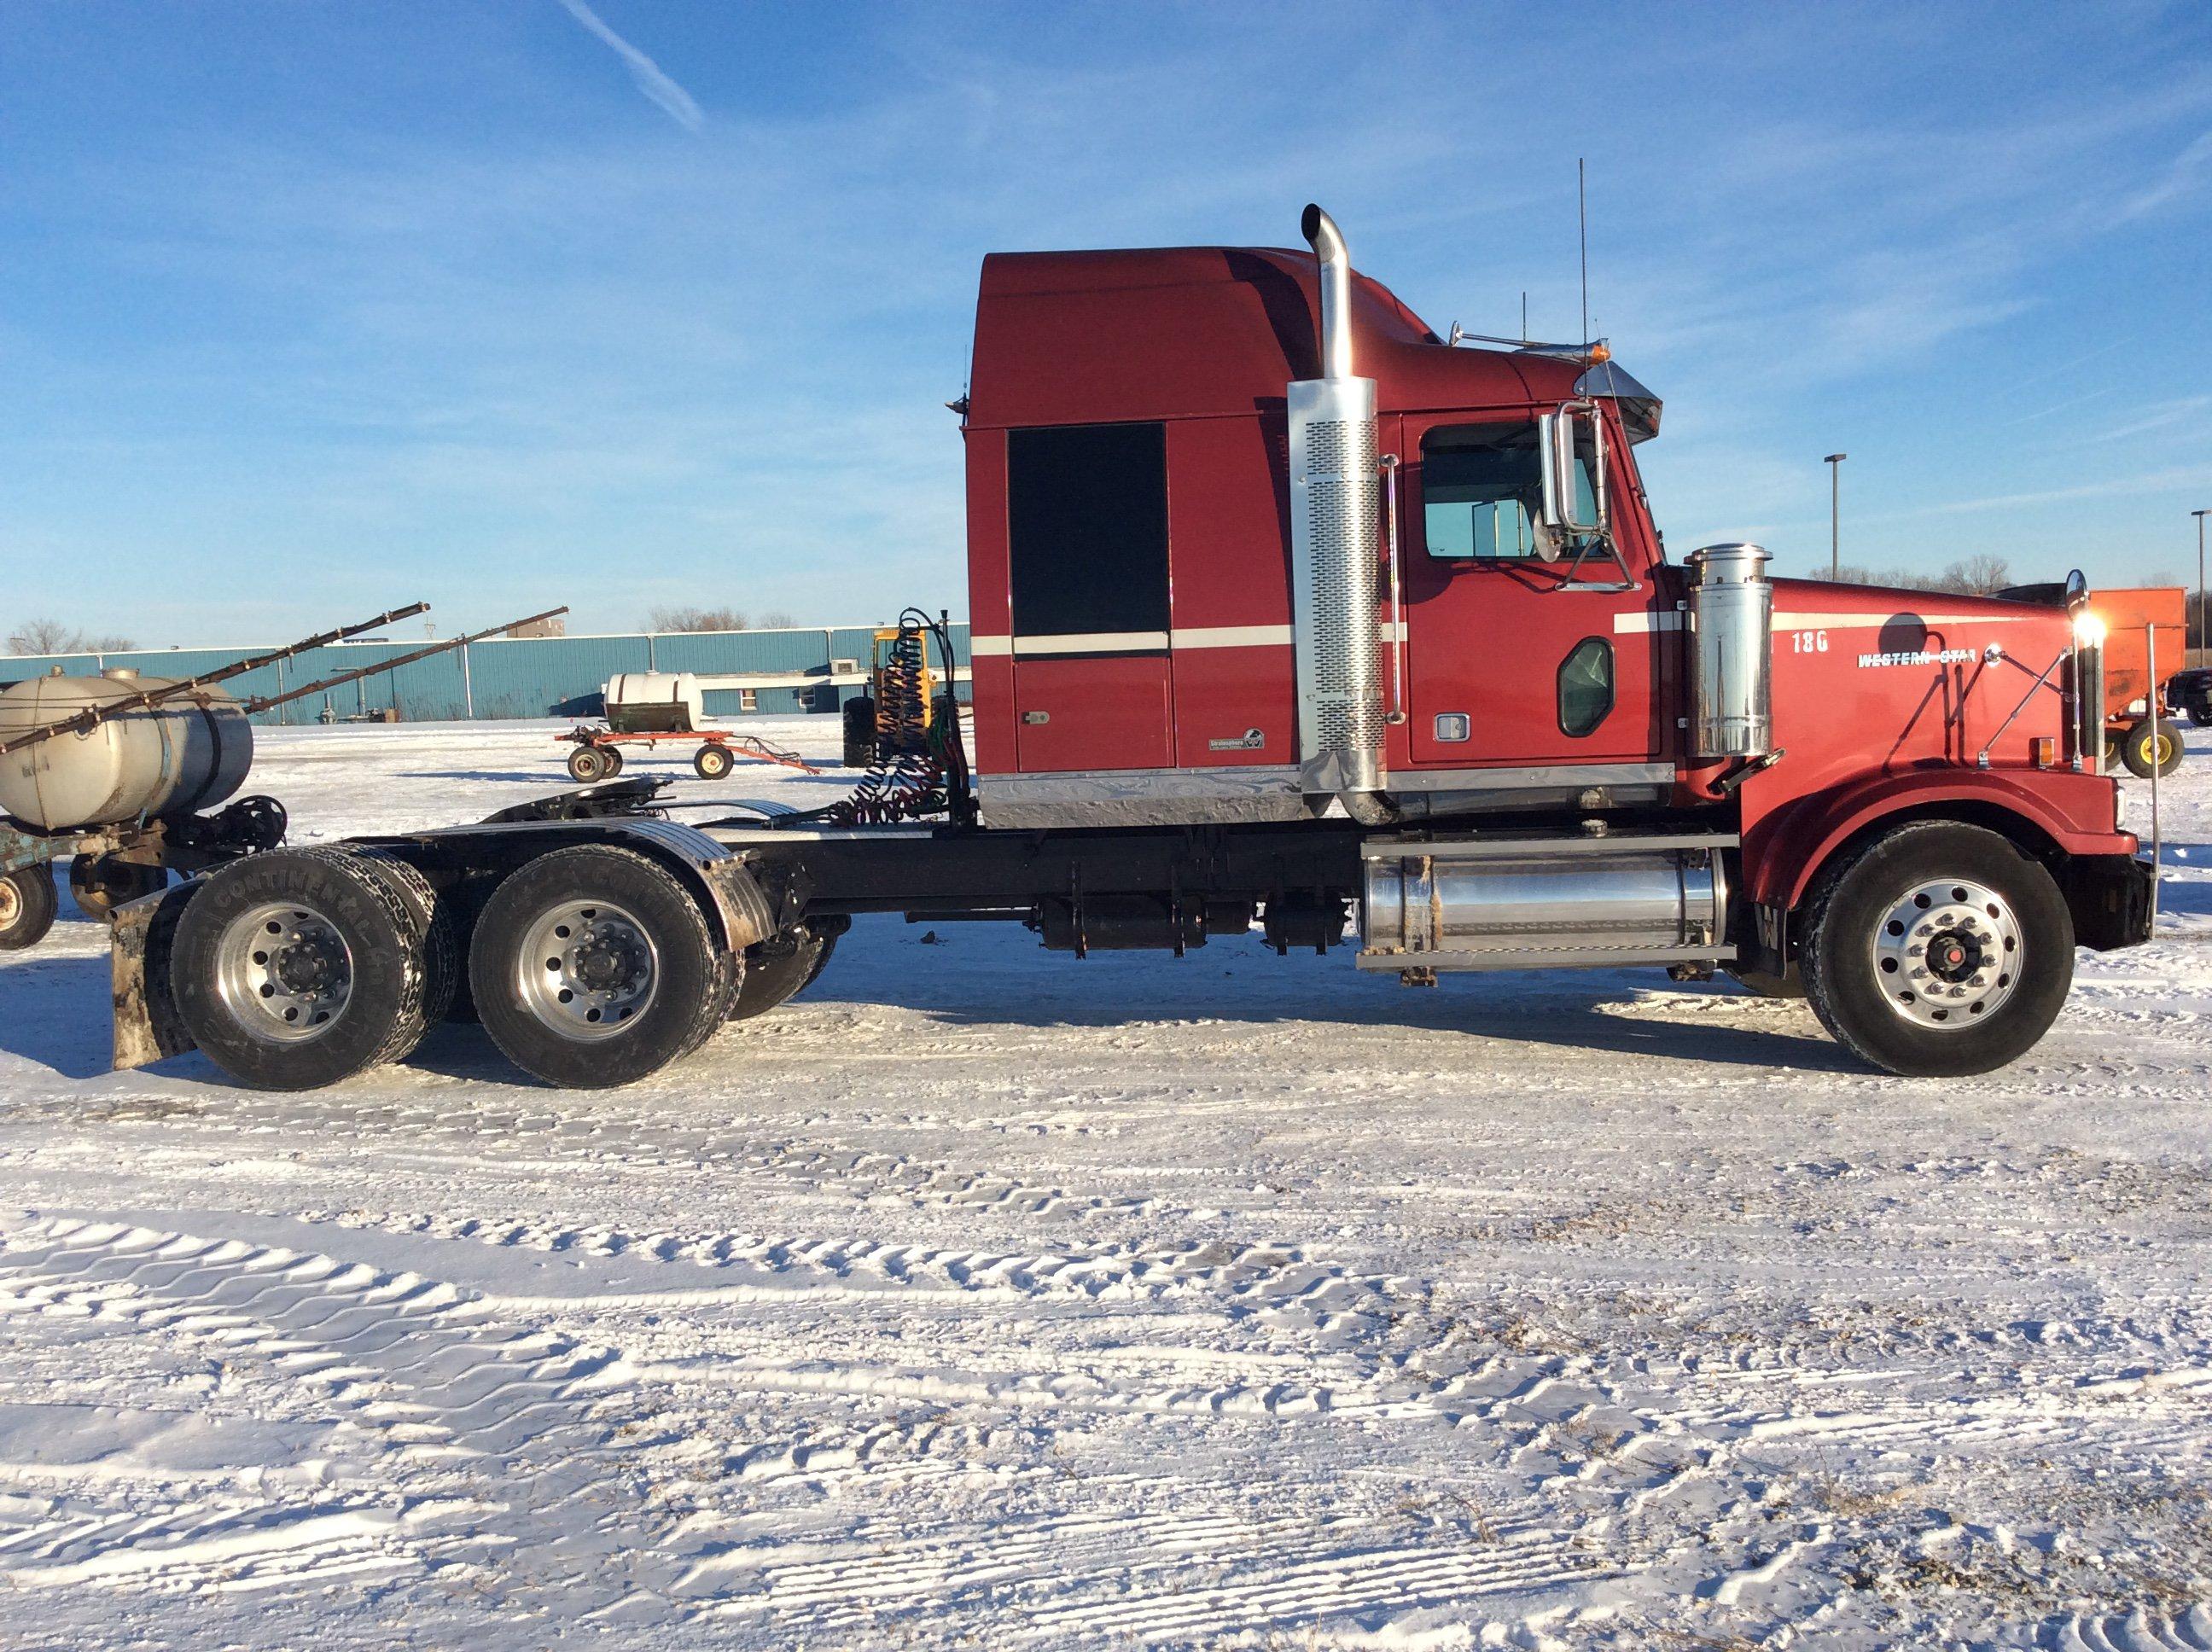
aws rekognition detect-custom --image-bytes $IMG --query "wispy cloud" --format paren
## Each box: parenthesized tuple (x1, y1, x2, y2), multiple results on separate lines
(2112, 128, 2212, 223)
(554, 0, 703, 132)
(1869, 465, 2212, 521)
(2091, 395, 2211, 443)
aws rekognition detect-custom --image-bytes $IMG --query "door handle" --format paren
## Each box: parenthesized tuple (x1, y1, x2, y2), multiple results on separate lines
(1022, 711, 1050, 725)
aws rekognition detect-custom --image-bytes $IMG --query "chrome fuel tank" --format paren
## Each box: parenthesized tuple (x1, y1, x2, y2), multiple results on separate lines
(1358, 832, 1732, 970)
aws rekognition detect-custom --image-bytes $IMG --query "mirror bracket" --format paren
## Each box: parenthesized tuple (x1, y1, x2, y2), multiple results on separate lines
(1540, 398, 1639, 593)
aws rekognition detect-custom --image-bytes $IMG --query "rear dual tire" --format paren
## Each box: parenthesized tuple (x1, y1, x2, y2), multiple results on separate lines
(468, 846, 736, 1089)
(171, 847, 442, 1090)
(729, 925, 836, 1021)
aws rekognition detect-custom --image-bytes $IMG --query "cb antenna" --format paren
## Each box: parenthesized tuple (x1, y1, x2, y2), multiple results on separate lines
(1578, 157, 1589, 346)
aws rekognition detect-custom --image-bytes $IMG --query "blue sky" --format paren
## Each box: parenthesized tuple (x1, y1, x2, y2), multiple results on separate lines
(3, 1, 2209, 646)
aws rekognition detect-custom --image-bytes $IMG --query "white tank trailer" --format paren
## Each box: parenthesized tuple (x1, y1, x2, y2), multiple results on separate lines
(603, 672, 705, 735)
(0, 669, 253, 833)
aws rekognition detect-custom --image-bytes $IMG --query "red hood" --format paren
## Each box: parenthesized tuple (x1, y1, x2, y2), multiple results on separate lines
(1767, 579, 2069, 654)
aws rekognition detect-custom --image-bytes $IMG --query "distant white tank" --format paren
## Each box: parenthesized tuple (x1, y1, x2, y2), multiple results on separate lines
(0, 669, 254, 832)
(603, 672, 705, 735)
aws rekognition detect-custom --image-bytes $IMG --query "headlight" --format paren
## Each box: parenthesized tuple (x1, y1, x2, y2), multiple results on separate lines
(2073, 612, 2108, 648)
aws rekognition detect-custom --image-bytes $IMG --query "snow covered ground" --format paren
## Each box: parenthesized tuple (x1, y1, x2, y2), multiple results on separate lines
(3, 716, 2209, 1649)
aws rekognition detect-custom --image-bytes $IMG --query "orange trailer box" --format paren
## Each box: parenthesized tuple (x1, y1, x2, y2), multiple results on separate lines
(2090, 586, 2187, 724)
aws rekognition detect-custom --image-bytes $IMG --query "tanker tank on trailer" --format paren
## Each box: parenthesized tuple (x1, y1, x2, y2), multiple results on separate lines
(603, 672, 707, 735)
(1, 601, 566, 956)
(0, 669, 253, 833)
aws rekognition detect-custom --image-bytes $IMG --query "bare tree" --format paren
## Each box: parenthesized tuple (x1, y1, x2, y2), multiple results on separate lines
(1809, 558, 2016, 596)
(7, 619, 73, 654)
(1938, 554, 2012, 595)
(754, 610, 798, 630)
(648, 605, 748, 633)
(3, 618, 131, 654)
(1809, 565, 1946, 591)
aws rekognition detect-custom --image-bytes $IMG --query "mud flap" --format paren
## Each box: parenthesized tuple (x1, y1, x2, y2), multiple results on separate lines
(2060, 852, 2157, 951)
(112, 879, 202, 1070)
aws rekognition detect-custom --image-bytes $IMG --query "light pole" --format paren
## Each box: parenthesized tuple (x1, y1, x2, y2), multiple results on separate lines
(2195, 509, 2209, 663)
(1825, 453, 1848, 579)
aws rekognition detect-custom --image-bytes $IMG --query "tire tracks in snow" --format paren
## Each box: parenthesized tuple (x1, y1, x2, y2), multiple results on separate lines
(0, 1213, 1639, 1640)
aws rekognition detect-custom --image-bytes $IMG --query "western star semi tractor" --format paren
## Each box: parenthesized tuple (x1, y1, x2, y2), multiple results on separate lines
(102, 206, 2152, 1090)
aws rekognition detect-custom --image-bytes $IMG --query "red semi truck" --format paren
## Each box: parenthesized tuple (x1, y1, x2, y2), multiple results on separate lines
(110, 206, 2152, 1090)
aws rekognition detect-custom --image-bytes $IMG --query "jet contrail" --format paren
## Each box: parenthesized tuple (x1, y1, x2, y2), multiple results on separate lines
(555, 0, 705, 132)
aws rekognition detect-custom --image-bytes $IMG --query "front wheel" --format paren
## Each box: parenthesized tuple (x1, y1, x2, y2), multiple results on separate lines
(567, 744, 612, 783)
(2188, 704, 2211, 729)
(2120, 717, 2186, 779)
(694, 743, 736, 781)
(469, 846, 736, 1088)
(1800, 821, 2073, 1078)
(0, 867, 59, 951)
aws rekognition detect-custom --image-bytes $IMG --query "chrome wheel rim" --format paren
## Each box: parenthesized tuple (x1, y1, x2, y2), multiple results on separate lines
(216, 900, 354, 1044)
(516, 898, 659, 1041)
(1871, 877, 2023, 1030)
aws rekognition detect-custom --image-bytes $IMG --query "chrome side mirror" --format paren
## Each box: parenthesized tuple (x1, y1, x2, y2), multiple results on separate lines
(1538, 402, 1609, 542)
(2064, 567, 2090, 614)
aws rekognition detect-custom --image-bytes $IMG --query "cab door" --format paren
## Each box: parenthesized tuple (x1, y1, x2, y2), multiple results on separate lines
(1395, 409, 1670, 771)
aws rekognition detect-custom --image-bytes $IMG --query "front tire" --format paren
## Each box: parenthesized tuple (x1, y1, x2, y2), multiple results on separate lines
(0, 867, 59, 951)
(468, 846, 736, 1088)
(171, 848, 433, 1090)
(568, 745, 612, 783)
(1800, 821, 2072, 1077)
(694, 743, 736, 781)
(2120, 717, 2185, 779)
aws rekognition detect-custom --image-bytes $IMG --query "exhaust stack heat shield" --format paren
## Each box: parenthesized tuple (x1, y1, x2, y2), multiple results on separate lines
(1289, 205, 1383, 796)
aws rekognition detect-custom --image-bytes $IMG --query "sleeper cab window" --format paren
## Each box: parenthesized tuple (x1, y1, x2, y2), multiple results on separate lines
(1005, 422, 1169, 640)
(1421, 421, 1598, 561)
(1557, 637, 1615, 736)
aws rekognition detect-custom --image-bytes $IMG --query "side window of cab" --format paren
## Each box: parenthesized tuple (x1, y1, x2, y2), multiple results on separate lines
(1421, 422, 1597, 561)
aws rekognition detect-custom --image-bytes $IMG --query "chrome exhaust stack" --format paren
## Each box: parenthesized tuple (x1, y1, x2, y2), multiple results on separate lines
(1289, 204, 1385, 803)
